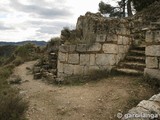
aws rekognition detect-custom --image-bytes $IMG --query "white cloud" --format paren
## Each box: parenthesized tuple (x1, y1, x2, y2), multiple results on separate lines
(0, 0, 115, 42)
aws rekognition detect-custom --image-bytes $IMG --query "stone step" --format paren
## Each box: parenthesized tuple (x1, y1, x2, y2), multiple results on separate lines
(113, 68, 143, 76)
(125, 56, 145, 63)
(129, 50, 145, 56)
(132, 45, 145, 51)
(119, 62, 145, 71)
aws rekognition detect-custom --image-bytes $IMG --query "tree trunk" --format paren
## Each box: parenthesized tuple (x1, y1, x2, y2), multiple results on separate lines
(127, 0, 133, 16)
(122, 0, 126, 17)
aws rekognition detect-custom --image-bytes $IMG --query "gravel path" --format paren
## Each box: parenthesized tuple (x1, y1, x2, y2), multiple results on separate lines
(13, 61, 155, 120)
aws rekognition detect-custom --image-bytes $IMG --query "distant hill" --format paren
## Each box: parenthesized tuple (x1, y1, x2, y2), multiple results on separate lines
(0, 41, 47, 46)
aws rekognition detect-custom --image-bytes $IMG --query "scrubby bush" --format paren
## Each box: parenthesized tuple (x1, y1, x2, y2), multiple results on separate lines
(13, 57, 24, 66)
(0, 64, 28, 120)
(0, 88, 28, 120)
(15, 43, 35, 60)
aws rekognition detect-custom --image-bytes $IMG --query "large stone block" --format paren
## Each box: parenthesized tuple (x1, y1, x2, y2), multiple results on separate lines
(146, 30, 160, 43)
(76, 44, 87, 52)
(122, 36, 130, 45)
(96, 54, 116, 66)
(146, 57, 158, 68)
(57, 72, 67, 78)
(103, 44, 118, 54)
(96, 34, 106, 42)
(90, 54, 96, 65)
(58, 52, 68, 62)
(116, 54, 125, 64)
(98, 65, 113, 71)
(145, 45, 160, 56)
(88, 43, 101, 52)
(63, 64, 74, 75)
(89, 66, 99, 71)
(57, 61, 63, 73)
(118, 45, 125, 53)
(59, 45, 69, 53)
(144, 68, 160, 80)
(69, 45, 76, 52)
(117, 36, 123, 45)
(68, 54, 79, 64)
(80, 54, 90, 65)
(73, 65, 84, 75)
(83, 66, 89, 75)
(154, 30, 160, 42)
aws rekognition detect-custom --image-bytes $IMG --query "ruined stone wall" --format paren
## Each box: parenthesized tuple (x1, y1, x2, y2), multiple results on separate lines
(57, 33, 131, 78)
(144, 27, 160, 81)
(57, 12, 132, 78)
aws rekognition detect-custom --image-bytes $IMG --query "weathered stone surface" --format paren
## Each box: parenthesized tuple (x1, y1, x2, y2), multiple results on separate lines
(69, 45, 76, 52)
(145, 45, 160, 56)
(96, 54, 116, 65)
(117, 53, 125, 61)
(137, 100, 160, 114)
(63, 64, 74, 75)
(154, 30, 160, 42)
(122, 107, 151, 120)
(117, 36, 123, 45)
(58, 52, 67, 62)
(88, 43, 101, 52)
(57, 72, 67, 78)
(80, 54, 90, 65)
(73, 65, 84, 75)
(33, 67, 41, 73)
(146, 57, 158, 68)
(103, 44, 118, 54)
(107, 34, 118, 41)
(122, 36, 130, 45)
(98, 65, 113, 71)
(146, 30, 160, 43)
(146, 31, 153, 43)
(57, 61, 63, 73)
(119, 27, 129, 35)
(59, 45, 69, 53)
(118, 45, 125, 53)
(68, 54, 79, 64)
(90, 54, 96, 65)
(89, 66, 99, 71)
(83, 66, 89, 75)
(144, 68, 160, 80)
(76, 44, 87, 52)
(149, 93, 160, 102)
(96, 34, 106, 42)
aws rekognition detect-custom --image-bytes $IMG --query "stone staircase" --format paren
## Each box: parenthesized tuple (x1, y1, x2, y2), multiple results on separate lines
(114, 45, 146, 75)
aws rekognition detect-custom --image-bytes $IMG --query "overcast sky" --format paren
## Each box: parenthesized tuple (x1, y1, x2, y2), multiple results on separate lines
(0, 0, 116, 42)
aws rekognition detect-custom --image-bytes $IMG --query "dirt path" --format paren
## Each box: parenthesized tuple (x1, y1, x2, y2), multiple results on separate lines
(13, 61, 156, 120)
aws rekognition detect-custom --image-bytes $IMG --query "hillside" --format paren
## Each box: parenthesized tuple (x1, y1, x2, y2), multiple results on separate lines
(0, 41, 47, 46)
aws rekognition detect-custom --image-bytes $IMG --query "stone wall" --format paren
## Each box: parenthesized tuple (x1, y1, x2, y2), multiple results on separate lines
(144, 27, 160, 81)
(57, 33, 131, 78)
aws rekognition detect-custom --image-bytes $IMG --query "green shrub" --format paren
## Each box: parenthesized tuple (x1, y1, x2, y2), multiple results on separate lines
(0, 64, 28, 120)
(13, 57, 24, 66)
(0, 66, 13, 79)
(0, 88, 28, 120)
(15, 43, 36, 60)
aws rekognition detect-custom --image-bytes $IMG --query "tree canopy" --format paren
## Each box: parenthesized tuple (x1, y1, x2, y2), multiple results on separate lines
(98, 0, 160, 17)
